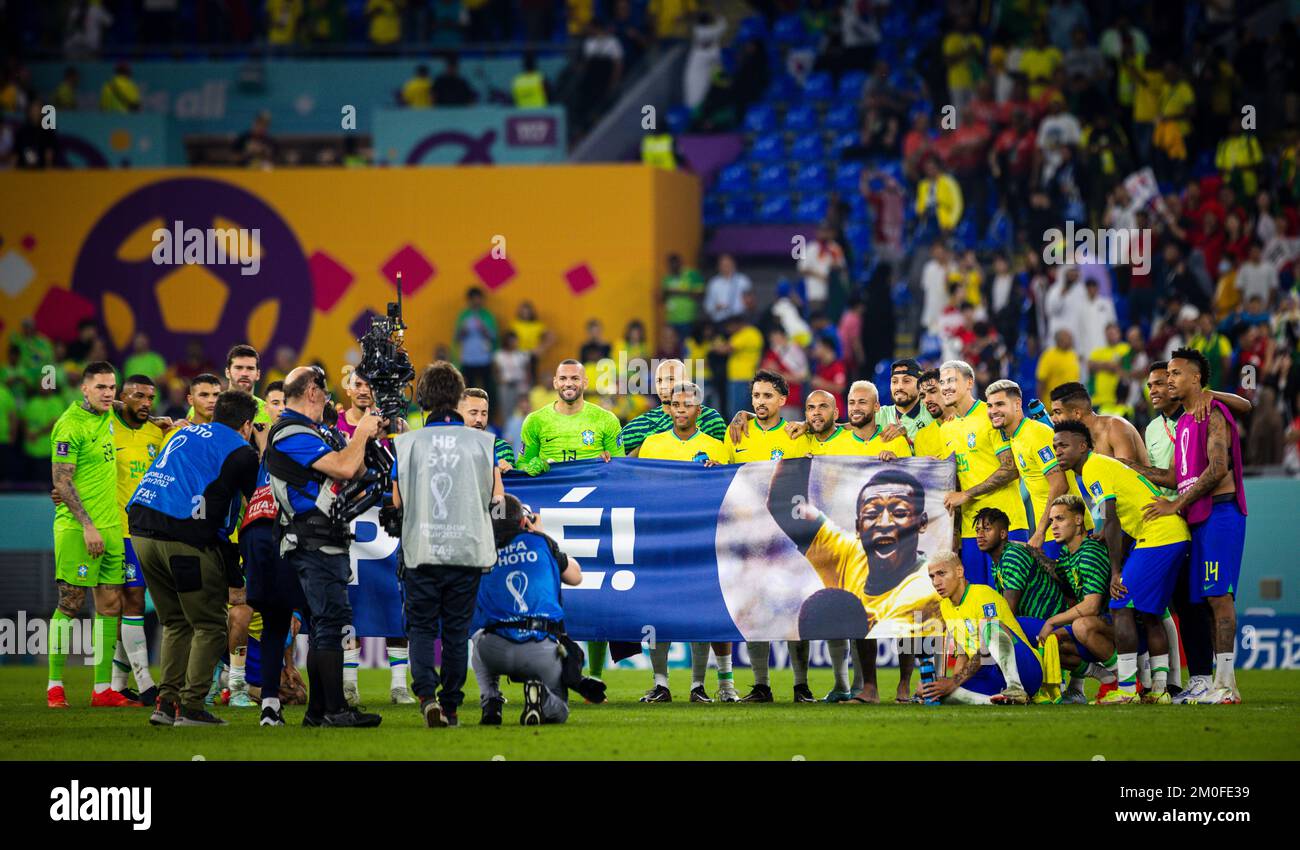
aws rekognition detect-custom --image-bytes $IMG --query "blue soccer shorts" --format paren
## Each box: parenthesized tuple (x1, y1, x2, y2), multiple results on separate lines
(1189, 501, 1246, 603)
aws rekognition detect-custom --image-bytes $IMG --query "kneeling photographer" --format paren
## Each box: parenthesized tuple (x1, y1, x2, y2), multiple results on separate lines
(472, 493, 586, 726)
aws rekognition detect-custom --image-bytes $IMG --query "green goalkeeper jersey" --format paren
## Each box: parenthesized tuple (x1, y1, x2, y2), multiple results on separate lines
(521, 401, 625, 464)
(50, 403, 120, 532)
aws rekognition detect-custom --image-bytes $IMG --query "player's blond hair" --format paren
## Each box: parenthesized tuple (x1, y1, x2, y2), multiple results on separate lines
(985, 379, 1021, 399)
(1051, 494, 1086, 516)
(848, 380, 878, 401)
(928, 549, 962, 569)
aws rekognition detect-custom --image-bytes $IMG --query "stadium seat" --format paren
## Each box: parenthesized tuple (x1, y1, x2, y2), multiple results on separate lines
(790, 134, 825, 161)
(871, 358, 893, 400)
(758, 194, 794, 223)
(743, 104, 778, 135)
(784, 105, 818, 134)
(831, 131, 858, 155)
(750, 134, 786, 162)
(803, 72, 834, 104)
(716, 162, 751, 194)
(755, 163, 791, 194)
(794, 195, 829, 222)
(793, 162, 830, 191)
(837, 71, 868, 101)
(735, 15, 768, 45)
(666, 105, 692, 136)
(703, 195, 725, 227)
(723, 195, 756, 224)
(835, 161, 864, 193)
(763, 74, 801, 105)
(772, 13, 811, 48)
(843, 222, 870, 253)
(824, 103, 858, 132)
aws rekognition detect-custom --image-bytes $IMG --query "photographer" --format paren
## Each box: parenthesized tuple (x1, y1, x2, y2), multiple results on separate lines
(266, 366, 383, 728)
(126, 390, 260, 727)
(472, 493, 582, 726)
(391, 361, 501, 728)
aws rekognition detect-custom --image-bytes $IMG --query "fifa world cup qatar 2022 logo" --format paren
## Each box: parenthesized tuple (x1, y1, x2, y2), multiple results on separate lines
(70, 177, 313, 367)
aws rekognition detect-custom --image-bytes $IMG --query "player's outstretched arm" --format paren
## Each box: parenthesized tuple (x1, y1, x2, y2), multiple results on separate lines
(766, 457, 823, 553)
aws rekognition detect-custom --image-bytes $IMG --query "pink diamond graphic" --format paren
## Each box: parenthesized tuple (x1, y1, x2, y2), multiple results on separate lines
(472, 253, 516, 290)
(309, 251, 355, 313)
(564, 263, 597, 295)
(381, 244, 435, 295)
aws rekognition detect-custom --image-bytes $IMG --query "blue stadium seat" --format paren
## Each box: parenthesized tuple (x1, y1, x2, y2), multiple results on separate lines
(954, 217, 979, 251)
(758, 194, 794, 223)
(764, 74, 801, 105)
(750, 134, 786, 162)
(784, 105, 818, 133)
(755, 164, 791, 194)
(803, 72, 834, 104)
(794, 162, 830, 191)
(843, 222, 870, 253)
(735, 15, 768, 45)
(835, 161, 864, 193)
(824, 103, 858, 131)
(871, 358, 893, 400)
(666, 105, 692, 136)
(794, 195, 830, 222)
(716, 162, 751, 194)
(743, 104, 778, 135)
(831, 131, 858, 155)
(703, 195, 725, 227)
(723, 196, 756, 224)
(772, 13, 811, 48)
(790, 134, 825, 161)
(838, 71, 868, 101)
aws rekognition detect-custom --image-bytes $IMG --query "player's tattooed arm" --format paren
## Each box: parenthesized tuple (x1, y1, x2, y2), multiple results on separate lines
(951, 652, 980, 687)
(1120, 457, 1177, 488)
(1172, 407, 1230, 512)
(963, 447, 1020, 498)
(767, 457, 823, 553)
(52, 463, 93, 529)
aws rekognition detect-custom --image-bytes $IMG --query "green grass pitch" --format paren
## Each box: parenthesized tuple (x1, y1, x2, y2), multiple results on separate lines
(3, 665, 1298, 761)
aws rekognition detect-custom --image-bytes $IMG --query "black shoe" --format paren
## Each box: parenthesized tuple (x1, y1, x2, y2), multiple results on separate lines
(138, 685, 159, 708)
(121, 687, 141, 703)
(481, 697, 504, 726)
(175, 706, 227, 726)
(302, 712, 324, 727)
(322, 708, 383, 728)
(521, 680, 544, 726)
(149, 698, 178, 727)
(259, 706, 285, 727)
(444, 710, 459, 727)
(740, 684, 774, 703)
(793, 684, 817, 703)
(639, 684, 672, 703)
(422, 698, 448, 728)
(689, 685, 713, 703)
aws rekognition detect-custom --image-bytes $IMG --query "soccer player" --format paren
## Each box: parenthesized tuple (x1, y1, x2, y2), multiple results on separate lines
(184, 346, 273, 429)
(938, 360, 1029, 584)
(985, 378, 1090, 556)
(108, 374, 168, 706)
(910, 369, 950, 458)
(875, 358, 935, 444)
(336, 366, 415, 706)
(47, 362, 136, 708)
(921, 550, 1044, 705)
(519, 359, 623, 683)
(636, 381, 736, 703)
(619, 358, 727, 456)
(459, 387, 517, 470)
(264, 380, 286, 420)
(767, 459, 941, 704)
(973, 507, 1066, 628)
(1035, 495, 1118, 704)
(1052, 420, 1190, 704)
(1128, 349, 1248, 704)
(727, 369, 811, 702)
(179, 373, 222, 428)
(1048, 381, 1147, 463)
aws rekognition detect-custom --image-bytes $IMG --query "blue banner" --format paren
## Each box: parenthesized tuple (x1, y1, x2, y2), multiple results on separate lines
(347, 506, 404, 639)
(373, 106, 566, 165)
(1236, 615, 1300, 670)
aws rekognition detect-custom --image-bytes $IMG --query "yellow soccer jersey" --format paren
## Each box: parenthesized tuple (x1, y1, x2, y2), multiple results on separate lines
(1005, 417, 1094, 531)
(806, 426, 866, 456)
(112, 411, 164, 535)
(941, 399, 1028, 536)
(940, 582, 1039, 660)
(804, 521, 941, 637)
(856, 425, 913, 458)
(912, 420, 949, 458)
(726, 418, 809, 463)
(639, 428, 729, 464)
(1079, 452, 1190, 550)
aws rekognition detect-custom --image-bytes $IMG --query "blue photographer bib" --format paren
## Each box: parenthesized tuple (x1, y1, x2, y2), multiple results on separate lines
(128, 422, 250, 538)
(475, 532, 566, 642)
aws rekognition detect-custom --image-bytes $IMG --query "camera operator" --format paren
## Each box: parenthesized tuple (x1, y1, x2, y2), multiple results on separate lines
(472, 493, 583, 726)
(266, 366, 383, 728)
(391, 361, 502, 728)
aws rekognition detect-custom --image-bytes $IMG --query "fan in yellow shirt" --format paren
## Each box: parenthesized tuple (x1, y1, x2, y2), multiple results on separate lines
(636, 381, 735, 702)
(402, 65, 433, 108)
(938, 361, 1028, 586)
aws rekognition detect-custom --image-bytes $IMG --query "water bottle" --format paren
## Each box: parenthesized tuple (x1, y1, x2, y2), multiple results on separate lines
(1026, 398, 1053, 427)
(917, 655, 940, 705)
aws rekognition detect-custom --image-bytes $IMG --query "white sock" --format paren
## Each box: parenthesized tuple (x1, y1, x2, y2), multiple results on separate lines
(716, 651, 733, 689)
(985, 625, 1023, 692)
(1161, 613, 1182, 689)
(48, 679, 63, 690)
(1214, 652, 1237, 689)
(344, 646, 360, 686)
(230, 646, 247, 688)
(690, 642, 710, 690)
(1117, 652, 1138, 691)
(1087, 662, 1116, 684)
(1067, 676, 1086, 695)
(827, 640, 850, 692)
(748, 642, 770, 686)
(111, 641, 130, 691)
(94, 682, 110, 694)
(946, 686, 993, 705)
(790, 640, 810, 686)
(262, 697, 281, 712)
(121, 616, 154, 690)
(388, 645, 409, 689)
(650, 642, 670, 688)
(1151, 653, 1169, 692)
(1137, 651, 1152, 688)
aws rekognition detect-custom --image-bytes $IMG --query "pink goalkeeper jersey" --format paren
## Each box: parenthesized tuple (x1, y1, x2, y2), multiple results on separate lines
(1174, 399, 1247, 525)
